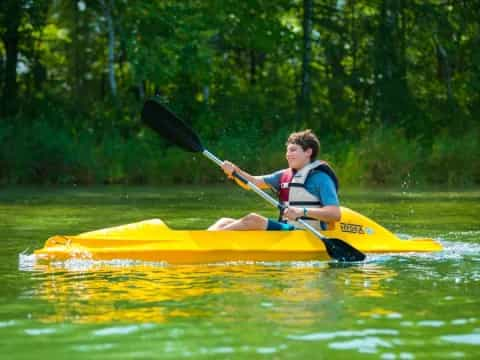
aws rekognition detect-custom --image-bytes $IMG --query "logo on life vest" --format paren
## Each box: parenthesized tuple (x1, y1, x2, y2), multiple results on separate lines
(340, 223, 365, 234)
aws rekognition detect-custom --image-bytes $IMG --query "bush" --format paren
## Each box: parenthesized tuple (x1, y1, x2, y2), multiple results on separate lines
(0, 118, 478, 187)
(336, 128, 420, 186)
(426, 130, 480, 186)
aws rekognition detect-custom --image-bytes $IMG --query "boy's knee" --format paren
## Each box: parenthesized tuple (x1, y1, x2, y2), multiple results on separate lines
(243, 213, 264, 226)
(217, 218, 235, 227)
(208, 217, 235, 230)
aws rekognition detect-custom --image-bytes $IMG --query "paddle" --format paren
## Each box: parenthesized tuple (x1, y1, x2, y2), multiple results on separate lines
(141, 97, 366, 262)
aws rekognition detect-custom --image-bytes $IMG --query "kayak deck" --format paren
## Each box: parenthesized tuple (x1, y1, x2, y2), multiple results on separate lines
(34, 208, 443, 264)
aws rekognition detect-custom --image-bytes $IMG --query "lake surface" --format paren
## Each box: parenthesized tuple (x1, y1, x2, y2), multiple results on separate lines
(1, 186, 479, 359)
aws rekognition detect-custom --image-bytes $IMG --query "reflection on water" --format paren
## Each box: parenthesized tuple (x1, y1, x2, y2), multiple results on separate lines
(13, 255, 479, 358)
(19, 257, 397, 324)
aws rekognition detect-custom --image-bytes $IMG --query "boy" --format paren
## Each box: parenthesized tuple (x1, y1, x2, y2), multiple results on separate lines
(208, 129, 341, 231)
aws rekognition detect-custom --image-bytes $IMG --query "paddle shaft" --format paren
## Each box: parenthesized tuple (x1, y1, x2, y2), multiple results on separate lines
(203, 150, 332, 241)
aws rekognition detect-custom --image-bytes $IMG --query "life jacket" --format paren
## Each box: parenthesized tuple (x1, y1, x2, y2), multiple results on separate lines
(278, 160, 339, 230)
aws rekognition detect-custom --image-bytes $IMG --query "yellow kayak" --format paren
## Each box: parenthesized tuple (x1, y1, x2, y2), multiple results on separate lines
(33, 207, 442, 264)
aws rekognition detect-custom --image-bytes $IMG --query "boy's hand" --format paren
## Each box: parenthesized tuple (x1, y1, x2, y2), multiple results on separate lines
(221, 161, 238, 177)
(283, 207, 304, 220)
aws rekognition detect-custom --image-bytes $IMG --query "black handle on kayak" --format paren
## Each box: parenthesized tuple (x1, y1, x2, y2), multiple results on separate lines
(231, 171, 249, 186)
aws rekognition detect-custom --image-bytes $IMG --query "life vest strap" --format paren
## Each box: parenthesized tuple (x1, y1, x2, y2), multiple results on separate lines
(288, 183, 307, 188)
(289, 201, 322, 206)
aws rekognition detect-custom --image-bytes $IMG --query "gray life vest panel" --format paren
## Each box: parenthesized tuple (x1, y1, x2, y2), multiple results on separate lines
(279, 160, 339, 230)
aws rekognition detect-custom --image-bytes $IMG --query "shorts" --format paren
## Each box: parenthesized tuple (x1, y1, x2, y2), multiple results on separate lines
(266, 219, 295, 231)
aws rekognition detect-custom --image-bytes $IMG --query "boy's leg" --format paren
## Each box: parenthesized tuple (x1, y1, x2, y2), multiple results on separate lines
(215, 213, 268, 231)
(208, 218, 236, 230)
(265, 219, 295, 231)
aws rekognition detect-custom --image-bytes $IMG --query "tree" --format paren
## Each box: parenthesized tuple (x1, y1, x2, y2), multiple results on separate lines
(100, 0, 118, 100)
(0, 0, 23, 116)
(298, 0, 314, 125)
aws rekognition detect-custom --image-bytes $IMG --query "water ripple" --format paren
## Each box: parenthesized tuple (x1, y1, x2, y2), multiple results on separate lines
(93, 324, 155, 336)
(72, 343, 115, 352)
(0, 320, 16, 328)
(287, 328, 398, 341)
(199, 346, 235, 354)
(255, 347, 278, 354)
(417, 320, 445, 327)
(24, 328, 57, 336)
(329, 336, 392, 353)
(441, 334, 480, 345)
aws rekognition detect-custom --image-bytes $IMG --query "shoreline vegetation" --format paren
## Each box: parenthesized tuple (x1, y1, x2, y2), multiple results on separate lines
(1, 120, 478, 187)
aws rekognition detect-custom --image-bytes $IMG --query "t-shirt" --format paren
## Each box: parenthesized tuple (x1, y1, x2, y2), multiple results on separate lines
(262, 169, 339, 206)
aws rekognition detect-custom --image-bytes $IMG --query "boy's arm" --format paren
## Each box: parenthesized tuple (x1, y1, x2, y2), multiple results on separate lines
(301, 206, 341, 222)
(283, 205, 341, 222)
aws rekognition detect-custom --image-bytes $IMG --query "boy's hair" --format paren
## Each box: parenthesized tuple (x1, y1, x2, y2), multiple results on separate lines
(286, 129, 320, 160)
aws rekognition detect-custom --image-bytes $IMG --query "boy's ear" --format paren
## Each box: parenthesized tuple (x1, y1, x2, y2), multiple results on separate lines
(306, 148, 313, 157)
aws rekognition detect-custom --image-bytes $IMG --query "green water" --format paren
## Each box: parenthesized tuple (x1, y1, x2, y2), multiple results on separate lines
(1, 186, 479, 359)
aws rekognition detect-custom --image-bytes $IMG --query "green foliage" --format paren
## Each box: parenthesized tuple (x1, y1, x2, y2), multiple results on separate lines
(0, 120, 478, 186)
(341, 128, 420, 186)
(426, 130, 480, 186)
(0, 120, 85, 184)
(0, 0, 479, 186)
(333, 127, 480, 187)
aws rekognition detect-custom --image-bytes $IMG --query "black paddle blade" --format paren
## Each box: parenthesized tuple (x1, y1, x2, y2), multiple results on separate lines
(141, 97, 204, 153)
(323, 238, 366, 262)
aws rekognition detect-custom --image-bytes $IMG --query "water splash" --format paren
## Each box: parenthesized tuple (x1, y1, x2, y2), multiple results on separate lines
(18, 253, 169, 272)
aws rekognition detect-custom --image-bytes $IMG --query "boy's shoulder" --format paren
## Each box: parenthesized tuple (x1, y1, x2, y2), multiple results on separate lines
(271, 168, 290, 178)
(308, 170, 335, 186)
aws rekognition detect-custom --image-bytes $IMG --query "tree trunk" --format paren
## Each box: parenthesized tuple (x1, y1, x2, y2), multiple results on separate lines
(72, 0, 81, 102)
(298, 0, 313, 124)
(350, 0, 360, 119)
(434, 36, 453, 102)
(100, 0, 117, 100)
(137, 81, 145, 100)
(2, 0, 22, 117)
(377, 0, 392, 125)
(375, 0, 402, 126)
(250, 49, 256, 86)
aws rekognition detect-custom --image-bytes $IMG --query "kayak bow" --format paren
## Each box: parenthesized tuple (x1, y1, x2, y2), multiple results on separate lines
(34, 207, 442, 264)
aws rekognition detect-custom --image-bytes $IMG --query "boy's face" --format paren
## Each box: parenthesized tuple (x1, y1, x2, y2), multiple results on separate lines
(285, 143, 312, 170)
